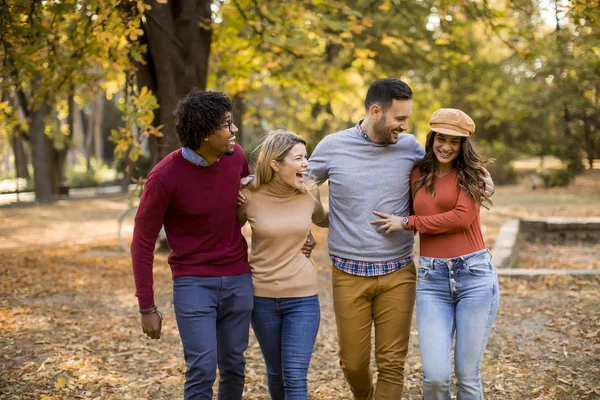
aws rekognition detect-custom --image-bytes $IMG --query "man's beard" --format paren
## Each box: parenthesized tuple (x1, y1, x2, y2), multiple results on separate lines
(372, 118, 393, 144)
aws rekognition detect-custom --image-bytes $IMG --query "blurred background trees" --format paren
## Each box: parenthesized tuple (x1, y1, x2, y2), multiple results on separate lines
(1, 0, 598, 202)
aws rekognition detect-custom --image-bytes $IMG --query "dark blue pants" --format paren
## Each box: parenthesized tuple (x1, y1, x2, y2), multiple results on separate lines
(251, 295, 320, 400)
(173, 274, 253, 400)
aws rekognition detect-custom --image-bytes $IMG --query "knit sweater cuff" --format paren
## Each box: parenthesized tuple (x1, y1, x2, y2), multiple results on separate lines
(137, 294, 155, 309)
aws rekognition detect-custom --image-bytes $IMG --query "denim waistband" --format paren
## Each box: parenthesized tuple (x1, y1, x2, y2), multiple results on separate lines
(419, 249, 490, 263)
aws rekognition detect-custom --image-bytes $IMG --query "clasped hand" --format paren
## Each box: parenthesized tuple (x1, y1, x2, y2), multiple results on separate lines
(371, 211, 406, 236)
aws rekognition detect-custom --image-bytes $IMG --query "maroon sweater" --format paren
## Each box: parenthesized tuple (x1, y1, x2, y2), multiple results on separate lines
(131, 144, 252, 308)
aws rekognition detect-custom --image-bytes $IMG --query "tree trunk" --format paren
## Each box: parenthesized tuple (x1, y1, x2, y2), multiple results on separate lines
(3, 91, 30, 179)
(232, 93, 246, 147)
(51, 92, 77, 193)
(69, 98, 84, 166)
(30, 99, 53, 203)
(48, 135, 60, 195)
(85, 102, 94, 172)
(10, 135, 30, 179)
(141, 0, 212, 164)
(93, 90, 105, 162)
(584, 116, 596, 169)
(562, 103, 584, 172)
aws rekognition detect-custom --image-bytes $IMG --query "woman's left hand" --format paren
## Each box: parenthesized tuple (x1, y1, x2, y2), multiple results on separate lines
(371, 211, 405, 236)
(481, 168, 495, 197)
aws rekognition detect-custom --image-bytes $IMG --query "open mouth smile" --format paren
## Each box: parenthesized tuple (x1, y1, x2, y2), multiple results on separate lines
(296, 170, 306, 182)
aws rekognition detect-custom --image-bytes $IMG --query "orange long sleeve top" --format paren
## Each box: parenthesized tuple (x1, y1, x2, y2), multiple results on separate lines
(406, 168, 486, 258)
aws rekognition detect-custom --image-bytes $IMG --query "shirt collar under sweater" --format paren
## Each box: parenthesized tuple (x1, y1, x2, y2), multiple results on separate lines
(181, 147, 220, 167)
(356, 119, 372, 142)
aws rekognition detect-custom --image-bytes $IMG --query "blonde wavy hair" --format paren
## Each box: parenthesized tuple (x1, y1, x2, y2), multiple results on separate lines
(251, 130, 317, 193)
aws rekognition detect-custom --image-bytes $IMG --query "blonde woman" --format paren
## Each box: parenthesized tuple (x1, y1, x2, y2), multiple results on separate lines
(237, 130, 329, 400)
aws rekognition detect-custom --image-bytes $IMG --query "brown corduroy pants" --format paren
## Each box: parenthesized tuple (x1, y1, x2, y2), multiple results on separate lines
(332, 262, 416, 400)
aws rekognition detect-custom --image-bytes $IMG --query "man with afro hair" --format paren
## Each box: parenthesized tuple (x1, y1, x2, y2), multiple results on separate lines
(131, 90, 254, 399)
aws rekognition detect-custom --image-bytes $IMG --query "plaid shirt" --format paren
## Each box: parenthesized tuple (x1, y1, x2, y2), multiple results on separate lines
(330, 254, 414, 277)
(356, 119, 371, 142)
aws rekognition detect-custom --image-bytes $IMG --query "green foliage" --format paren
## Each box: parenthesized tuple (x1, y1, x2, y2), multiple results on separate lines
(1, 0, 597, 195)
(66, 169, 98, 189)
(0, 0, 165, 200)
(0, 178, 32, 194)
(114, 152, 153, 181)
(109, 85, 162, 163)
(538, 168, 576, 188)
(478, 141, 519, 186)
(0, 0, 148, 102)
(66, 159, 118, 189)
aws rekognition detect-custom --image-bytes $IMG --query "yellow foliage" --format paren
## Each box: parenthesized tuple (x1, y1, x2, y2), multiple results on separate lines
(379, 0, 393, 12)
(55, 377, 67, 389)
(0, 101, 11, 113)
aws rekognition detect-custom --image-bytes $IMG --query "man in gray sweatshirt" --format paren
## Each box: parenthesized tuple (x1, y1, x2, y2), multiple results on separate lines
(307, 78, 424, 399)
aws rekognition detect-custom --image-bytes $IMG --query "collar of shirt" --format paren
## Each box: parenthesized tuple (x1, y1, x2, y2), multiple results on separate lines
(181, 147, 220, 167)
(356, 119, 372, 142)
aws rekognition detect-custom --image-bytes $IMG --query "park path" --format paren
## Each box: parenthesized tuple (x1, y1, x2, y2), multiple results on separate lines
(0, 195, 126, 250)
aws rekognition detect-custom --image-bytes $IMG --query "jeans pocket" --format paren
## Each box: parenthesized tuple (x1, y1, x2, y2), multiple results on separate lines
(465, 253, 493, 277)
(417, 257, 433, 280)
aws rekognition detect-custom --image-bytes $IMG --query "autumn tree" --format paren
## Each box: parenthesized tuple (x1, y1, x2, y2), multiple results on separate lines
(130, 0, 212, 166)
(1, 0, 151, 202)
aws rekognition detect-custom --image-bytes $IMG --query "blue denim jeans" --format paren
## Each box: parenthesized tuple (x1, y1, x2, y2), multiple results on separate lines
(173, 274, 254, 400)
(251, 295, 320, 400)
(416, 249, 499, 400)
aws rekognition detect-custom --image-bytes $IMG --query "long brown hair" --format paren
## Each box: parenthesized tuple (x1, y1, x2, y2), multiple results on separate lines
(413, 131, 493, 209)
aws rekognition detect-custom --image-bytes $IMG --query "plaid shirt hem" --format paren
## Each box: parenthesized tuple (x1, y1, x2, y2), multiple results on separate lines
(330, 254, 414, 277)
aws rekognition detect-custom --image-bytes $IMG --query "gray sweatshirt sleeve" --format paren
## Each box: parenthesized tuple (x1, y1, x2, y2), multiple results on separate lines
(308, 136, 330, 185)
(415, 140, 426, 160)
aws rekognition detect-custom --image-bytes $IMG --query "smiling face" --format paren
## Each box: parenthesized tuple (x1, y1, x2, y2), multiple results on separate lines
(371, 99, 412, 144)
(204, 112, 238, 156)
(432, 132, 462, 166)
(271, 143, 309, 190)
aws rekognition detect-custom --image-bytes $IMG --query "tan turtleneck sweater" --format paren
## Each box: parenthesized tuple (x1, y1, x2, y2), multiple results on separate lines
(237, 179, 329, 298)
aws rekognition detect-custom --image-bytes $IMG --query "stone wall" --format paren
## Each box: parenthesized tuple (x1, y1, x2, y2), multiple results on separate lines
(519, 217, 600, 244)
(491, 217, 600, 270)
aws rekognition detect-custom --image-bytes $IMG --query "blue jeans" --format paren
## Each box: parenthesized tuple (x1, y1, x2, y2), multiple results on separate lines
(173, 274, 254, 400)
(251, 295, 320, 400)
(416, 249, 499, 400)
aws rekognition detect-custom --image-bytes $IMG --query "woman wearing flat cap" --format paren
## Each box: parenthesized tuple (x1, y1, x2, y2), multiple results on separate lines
(372, 108, 498, 399)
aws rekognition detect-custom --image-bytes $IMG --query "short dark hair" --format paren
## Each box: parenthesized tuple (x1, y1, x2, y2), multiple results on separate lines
(174, 90, 232, 150)
(364, 78, 413, 111)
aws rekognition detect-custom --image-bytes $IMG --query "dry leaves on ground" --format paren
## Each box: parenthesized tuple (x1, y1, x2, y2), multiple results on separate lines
(1, 171, 599, 399)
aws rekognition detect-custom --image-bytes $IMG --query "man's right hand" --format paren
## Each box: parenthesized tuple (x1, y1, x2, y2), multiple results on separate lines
(141, 312, 162, 340)
(237, 175, 255, 206)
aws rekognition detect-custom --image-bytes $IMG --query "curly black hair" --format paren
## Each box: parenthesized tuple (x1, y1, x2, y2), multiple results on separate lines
(173, 90, 232, 150)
